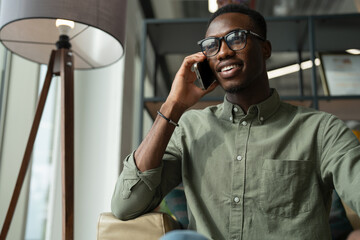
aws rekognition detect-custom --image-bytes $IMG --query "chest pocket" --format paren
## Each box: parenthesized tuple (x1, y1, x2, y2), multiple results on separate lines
(259, 159, 315, 218)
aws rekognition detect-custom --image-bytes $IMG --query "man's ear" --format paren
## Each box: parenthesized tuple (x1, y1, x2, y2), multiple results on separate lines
(262, 40, 272, 60)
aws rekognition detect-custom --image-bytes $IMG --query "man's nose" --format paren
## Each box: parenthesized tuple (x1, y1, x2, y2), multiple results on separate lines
(216, 39, 235, 60)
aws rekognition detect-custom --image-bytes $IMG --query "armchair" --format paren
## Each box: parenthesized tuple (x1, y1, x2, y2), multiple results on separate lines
(97, 212, 181, 240)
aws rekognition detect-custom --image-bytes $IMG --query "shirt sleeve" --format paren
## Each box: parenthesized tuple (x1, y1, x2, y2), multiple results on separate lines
(320, 115, 360, 216)
(111, 129, 183, 220)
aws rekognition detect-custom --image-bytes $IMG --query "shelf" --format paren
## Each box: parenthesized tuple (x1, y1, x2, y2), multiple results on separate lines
(319, 99, 360, 121)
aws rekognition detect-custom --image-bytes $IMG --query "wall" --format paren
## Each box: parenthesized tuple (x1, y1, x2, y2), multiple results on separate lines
(74, 60, 125, 239)
(119, 0, 144, 166)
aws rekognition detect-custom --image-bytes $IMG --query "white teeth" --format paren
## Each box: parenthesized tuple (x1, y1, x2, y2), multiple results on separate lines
(221, 64, 239, 72)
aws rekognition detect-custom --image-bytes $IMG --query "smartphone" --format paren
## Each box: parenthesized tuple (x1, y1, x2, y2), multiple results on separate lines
(191, 60, 216, 90)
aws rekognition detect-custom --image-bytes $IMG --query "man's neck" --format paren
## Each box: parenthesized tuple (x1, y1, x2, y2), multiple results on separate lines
(226, 86, 271, 114)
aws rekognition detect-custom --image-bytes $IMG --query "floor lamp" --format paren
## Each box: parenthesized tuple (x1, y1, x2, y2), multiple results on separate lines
(0, 0, 127, 239)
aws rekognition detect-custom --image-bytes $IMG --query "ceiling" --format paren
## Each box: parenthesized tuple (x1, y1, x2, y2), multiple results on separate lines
(142, 0, 360, 19)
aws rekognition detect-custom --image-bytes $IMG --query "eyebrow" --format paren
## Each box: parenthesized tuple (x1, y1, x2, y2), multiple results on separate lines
(205, 28, 246, 38)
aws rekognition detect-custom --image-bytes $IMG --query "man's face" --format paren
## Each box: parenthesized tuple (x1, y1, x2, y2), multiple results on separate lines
(205, 12, 269, 93)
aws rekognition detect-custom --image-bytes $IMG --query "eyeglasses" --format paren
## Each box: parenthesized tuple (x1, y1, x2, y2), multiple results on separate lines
(197, 29, 265, 57)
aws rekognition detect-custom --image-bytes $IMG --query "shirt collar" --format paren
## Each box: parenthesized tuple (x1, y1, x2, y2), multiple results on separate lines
(219, 89, 281, 124)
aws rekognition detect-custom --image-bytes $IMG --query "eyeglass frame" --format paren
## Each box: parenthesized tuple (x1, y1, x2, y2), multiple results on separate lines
(197, 29, 266, 57)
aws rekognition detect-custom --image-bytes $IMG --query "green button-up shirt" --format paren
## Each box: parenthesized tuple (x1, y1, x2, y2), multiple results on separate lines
(112, 89, 360, 240)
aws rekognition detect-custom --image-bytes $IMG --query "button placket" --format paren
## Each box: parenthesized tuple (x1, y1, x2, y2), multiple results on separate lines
(230, 114, 254, 239)
(230, 106, 240, 123)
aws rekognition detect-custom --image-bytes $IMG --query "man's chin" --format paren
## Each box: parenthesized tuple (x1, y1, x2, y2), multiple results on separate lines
(224, 85, 245, 94)
(219, 78, 253, 94)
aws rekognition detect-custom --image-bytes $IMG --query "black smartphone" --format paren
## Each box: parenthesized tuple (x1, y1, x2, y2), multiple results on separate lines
(191, 60, 216, 90)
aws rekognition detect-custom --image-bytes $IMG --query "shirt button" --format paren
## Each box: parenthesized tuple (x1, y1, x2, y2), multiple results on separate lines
(241, 121, 247, 126)
(229, 116, 233, 122)
(233, 107, 238, 112)
(236, 155, 242, 161)
(234, 197, 240, 203)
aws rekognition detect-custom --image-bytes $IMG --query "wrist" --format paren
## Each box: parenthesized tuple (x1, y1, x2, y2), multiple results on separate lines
(160, 100, 187, 123)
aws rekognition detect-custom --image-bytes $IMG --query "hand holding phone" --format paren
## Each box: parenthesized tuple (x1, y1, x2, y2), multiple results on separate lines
(191, 59, 216, 90)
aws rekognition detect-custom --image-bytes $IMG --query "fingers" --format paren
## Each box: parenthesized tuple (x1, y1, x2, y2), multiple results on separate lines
(182, 52, 207, 70)
(178, 52, 219, 95)
(167, 52, 217, 109)
(174, 52, 207, 84)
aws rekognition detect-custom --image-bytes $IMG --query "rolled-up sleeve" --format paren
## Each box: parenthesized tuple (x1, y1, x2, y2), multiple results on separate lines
(111, 151, 164, 220)
(111, 127, 183, 220)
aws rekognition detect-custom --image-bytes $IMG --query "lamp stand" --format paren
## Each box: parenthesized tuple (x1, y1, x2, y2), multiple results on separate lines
(0, 48, 74, 240)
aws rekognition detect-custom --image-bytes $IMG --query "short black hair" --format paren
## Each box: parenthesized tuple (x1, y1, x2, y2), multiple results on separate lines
(208, 4, 267, 40)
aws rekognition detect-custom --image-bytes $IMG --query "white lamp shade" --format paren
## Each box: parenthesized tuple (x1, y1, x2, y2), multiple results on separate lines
(0, 0, 127, 69)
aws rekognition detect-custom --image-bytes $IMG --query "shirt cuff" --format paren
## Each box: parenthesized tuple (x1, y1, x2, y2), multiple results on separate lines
(122, 151, 163, 196)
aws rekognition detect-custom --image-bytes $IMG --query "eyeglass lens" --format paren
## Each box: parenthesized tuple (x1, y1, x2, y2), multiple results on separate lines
(201, 30, 247, 57)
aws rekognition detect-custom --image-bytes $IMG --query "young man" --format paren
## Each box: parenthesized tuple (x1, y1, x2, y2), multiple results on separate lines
(112, 4, 360, 240)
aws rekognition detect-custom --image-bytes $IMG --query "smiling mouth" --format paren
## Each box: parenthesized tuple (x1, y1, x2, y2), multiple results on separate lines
(220, 64, 241, 72)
